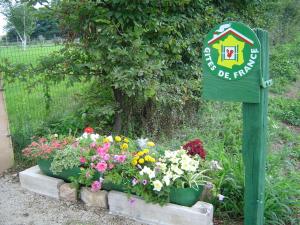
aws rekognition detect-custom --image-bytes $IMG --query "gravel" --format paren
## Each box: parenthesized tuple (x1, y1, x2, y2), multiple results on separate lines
(0, 172, 144, 225)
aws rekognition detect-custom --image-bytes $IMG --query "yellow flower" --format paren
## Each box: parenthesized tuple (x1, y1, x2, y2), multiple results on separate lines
(103, 137, 110, 143)
(132, 159, 138, 166)
(143, 149, 149, 154)
(149, 156, 156, 163)
(137, 151, 144, 157)
(124, 138, 130, 143)
(133, 156, 139, 161)
(121, 143, 128, 150)
(115, 136, 122, 142)
(147, 141, 155, 147)
(138, 158, 145, 164)
(144, 155, 150, 161)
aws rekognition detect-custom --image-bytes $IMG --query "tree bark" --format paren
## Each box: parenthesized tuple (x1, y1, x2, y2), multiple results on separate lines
(113, 88, 124, 134)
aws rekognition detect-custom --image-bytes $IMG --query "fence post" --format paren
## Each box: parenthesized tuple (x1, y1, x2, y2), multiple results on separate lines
(0, 77, 14, 173)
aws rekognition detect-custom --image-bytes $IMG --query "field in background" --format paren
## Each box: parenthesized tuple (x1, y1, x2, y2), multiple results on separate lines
(0, 43, 85, 158)
(0, 43, 61, 64)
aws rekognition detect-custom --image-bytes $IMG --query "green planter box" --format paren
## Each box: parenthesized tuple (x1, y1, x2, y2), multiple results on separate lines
(37, 159, 81, 182)
(169, 186, 204, 207)
(102, 181, 127, 192)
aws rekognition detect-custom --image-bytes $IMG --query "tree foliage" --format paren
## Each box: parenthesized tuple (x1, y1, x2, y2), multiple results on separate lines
(39, 0, 265, 134)
(2, 2, 36, 48)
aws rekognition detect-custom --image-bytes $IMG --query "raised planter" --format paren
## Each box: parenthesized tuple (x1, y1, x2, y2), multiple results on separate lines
(108, 191, 213, 225)
(169, 186, 204, 207)
(37, 159, 80, 182)
(102, 180, 127, 192)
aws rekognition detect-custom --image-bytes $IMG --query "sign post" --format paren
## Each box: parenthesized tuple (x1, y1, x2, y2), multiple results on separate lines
(202, 22, 272, 225)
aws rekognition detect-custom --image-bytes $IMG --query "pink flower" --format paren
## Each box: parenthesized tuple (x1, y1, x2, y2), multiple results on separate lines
(90, 163, 95, 168)
(132, 178, 138, 186)
(114, 154, 127, 163)
(72, 142, 79, 148)
(142, 180, 148, 185)
(91, 155, 98, 161)
(91, 181, 101, 192)
(97, 143, 110, 156)
(96, 162, 107, 172)
(86, 171, 91, 178)
(108, 163, 115, 170)
(80, 157, 86, 164)
(102, 154, 110, 161)
(129, 198, 136, 206)
(90, 142, 97, 148)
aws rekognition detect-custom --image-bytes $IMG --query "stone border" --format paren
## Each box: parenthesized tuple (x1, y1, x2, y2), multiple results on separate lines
(19, 166, 214, 225)
(108, 191, 213, 225)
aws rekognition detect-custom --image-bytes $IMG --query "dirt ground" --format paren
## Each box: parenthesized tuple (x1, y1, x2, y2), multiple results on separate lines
(0, 172, 143, 225)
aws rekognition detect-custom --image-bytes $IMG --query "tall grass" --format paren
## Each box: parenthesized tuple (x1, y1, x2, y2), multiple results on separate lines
(157, 100, 300, 225)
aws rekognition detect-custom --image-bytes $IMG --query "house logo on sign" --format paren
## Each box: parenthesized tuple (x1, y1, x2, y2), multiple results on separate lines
(203, 22, 260, 81)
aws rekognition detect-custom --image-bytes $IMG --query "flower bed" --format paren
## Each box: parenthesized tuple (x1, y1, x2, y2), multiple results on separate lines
(22, 127, 223, 207)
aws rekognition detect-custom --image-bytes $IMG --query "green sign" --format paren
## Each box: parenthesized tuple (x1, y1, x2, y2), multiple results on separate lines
(203, 22, 261, 103)
(202, 22, 272, 225)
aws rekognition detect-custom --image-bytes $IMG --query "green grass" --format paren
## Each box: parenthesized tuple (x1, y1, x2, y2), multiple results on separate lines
(0, 44, 61, 65)
(0, 44, 86, 167)
(156, 86, 300, 224)
(4, 80, 86, 147)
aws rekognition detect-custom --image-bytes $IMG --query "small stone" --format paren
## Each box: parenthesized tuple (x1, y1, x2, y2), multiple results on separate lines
(80, 187, 108, 208)
(23, 213, 29, 217)
(59, 183, 78, 202)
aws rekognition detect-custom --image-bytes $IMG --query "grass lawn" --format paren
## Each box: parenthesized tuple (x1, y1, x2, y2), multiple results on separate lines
(1, 44, 86, 161)
(0, 44, 62, 65)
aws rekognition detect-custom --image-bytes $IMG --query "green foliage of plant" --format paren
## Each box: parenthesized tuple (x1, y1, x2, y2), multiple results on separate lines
(50, 145, 81, 174)
(26, 0, 267, 134)
(270, 97, 300, 126)
(270, 40, 300, 94)
(157, 99, 300, 224)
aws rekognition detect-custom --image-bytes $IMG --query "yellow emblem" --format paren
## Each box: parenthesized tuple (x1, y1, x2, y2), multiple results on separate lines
(212, 35, 245, 69)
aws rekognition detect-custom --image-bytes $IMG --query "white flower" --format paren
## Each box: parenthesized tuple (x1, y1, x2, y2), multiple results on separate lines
(210, 160, 223, 170)
(137, 138, 148, 149)
(156, 162, 167, 172)
(170, 156, 180, 164)
(164, 150, 176, 158)
(181, 160, 191, 171)
(171, 164, 183, 175)
(82, 132, 89, 139)
(153, 180, 163, 192)
(53, 134, 58, 138)
(217, 194, 225, 201)
(107, 135, 114, 143)
(148, 170, 156, 179)
(171, 174, 180, 181)
(90, 133, 100, 142)
(162, 175, 171, 186)
(140, 166, 155, 179)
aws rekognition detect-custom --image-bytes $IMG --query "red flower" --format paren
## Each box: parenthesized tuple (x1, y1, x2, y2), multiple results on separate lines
(183, 139, 206, 159)
(84, 127, 94, 134)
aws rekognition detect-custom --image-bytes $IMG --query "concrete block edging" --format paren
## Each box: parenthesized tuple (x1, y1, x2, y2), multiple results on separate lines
(19, 166, 214, 225)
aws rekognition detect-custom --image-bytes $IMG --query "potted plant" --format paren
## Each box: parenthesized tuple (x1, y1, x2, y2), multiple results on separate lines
(139, 146, 211, 207)
(22, 135, 78, 181)
(71, 133, 137, 192)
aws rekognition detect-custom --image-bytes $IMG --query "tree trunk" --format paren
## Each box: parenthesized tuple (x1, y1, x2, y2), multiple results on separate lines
(22, 38, 27, 50)
(113, 88, 125, 134)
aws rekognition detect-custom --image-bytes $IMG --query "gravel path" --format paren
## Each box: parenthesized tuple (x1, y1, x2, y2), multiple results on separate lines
(0, 172, 143, 225)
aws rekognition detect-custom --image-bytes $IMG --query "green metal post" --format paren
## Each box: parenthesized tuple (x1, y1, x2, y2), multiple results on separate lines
(242, 29, 269, 225)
